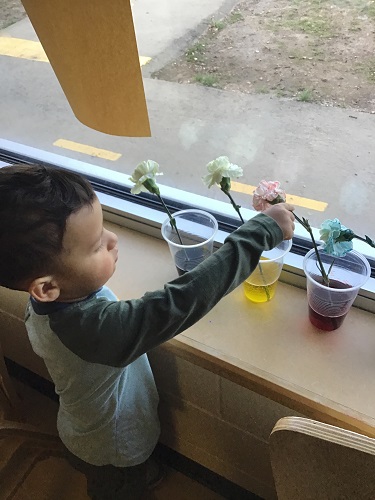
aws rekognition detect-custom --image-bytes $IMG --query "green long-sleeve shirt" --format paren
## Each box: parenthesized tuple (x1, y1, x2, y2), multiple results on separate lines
(25, 213, 283, 467)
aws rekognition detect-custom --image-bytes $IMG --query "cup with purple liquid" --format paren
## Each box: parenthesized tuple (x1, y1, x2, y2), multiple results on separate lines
(161, 209, 218, 276)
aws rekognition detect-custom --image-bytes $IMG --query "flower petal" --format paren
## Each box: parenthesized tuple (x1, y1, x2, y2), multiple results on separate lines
(252, 180, 286, 212)
(130, 160, 163, 195)
(203, 156, 243, 188)
(319, 219, 353, 257)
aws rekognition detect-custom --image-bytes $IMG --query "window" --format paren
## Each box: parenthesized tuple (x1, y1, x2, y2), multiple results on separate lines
(1, 1, 375, 306)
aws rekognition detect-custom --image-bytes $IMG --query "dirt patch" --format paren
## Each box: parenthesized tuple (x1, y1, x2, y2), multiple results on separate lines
(153, 0, 375, 112)
(0, 0, 26, 30)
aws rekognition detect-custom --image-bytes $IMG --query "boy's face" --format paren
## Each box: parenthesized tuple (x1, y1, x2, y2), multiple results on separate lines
(53, 196, 118, 301)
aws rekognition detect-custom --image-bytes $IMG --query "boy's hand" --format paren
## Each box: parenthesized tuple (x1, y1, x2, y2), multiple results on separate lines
(263, 203, 295, 240)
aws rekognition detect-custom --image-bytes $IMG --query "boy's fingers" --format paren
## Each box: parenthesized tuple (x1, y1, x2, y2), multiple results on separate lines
(283, 203, 295, 212)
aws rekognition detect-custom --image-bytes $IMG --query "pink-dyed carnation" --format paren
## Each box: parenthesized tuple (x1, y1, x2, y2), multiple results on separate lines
(252, 180, 286, 212)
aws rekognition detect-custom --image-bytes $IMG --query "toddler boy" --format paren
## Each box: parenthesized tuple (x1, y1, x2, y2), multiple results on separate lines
(0, 163, 294, 499)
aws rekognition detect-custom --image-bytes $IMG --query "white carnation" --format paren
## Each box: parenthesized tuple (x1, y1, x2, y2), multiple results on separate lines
(202, 156, 243, 188)
(130, 160, 163, 194)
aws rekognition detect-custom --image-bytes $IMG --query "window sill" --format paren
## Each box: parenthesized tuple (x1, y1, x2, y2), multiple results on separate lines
(98, 189, 375, 313)
(106, 219, 375, 439)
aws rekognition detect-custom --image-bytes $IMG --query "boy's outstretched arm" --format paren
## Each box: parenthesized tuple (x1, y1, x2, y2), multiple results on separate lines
(47, 207, 295, 367)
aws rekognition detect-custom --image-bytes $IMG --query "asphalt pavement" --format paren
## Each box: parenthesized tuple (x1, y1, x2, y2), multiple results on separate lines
(0, 2, 374, 235)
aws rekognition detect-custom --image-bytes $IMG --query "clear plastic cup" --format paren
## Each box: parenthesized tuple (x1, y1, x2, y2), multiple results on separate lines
(303, 247, 370, 331)
(161, 209, 218, 276)
(244, 239, 293, 303)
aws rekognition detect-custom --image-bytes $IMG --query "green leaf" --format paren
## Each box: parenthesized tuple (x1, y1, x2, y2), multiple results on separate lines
(365, 235, 375, 247)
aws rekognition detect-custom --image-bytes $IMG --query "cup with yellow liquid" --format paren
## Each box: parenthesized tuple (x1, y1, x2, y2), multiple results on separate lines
(244, 239, 292, 303)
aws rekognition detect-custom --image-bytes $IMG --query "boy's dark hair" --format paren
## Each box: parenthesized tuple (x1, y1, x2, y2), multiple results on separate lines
(0, 163, 95, 290)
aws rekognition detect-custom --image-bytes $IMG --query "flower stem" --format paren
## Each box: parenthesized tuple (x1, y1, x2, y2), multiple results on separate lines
(222, 189, 245, 224)
(294, 212, 330, 286)
(223, 188, 271, 300)
(157, 194, 184, 246)
(257, 260, 271, 301)
(352, 233, 375, 248)
(292, 213, 304, 226)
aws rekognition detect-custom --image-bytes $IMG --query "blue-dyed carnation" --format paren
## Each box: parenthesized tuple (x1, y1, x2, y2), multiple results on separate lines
(319, 218, 353, 257)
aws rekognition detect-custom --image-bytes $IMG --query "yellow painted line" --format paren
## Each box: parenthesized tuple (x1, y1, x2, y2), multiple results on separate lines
(53, 139, 122, 161)
(231, 181, 328, 212)
(139, 56, 152, 66)
(0, 37, 48, 62)
(0, 37, 151, 66)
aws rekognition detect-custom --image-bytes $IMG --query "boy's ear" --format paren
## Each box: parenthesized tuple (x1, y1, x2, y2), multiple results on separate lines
(28, 277, 60, 302)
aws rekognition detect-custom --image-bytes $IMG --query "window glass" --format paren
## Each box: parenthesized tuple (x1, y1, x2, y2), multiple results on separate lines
(1, 0, 374, 244)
